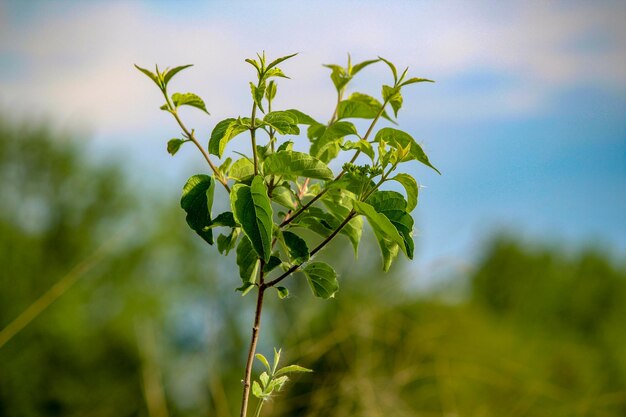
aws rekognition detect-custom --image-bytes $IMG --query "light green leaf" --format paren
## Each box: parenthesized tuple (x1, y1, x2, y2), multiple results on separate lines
(134, 64, 161, 88)
(367, 191, 414, 259)
(353, 200, 406, 255)
(282, 231, 309, 264)
(392, 173, 418, 211)
(378, 56, 398, 83)
(340, 139, 375, 161)
(303, 262, 339, 299)
(229, 157, 254, 181)
(323, 63, 350, 91)
(208, 118, 249, 157)
(263, 151, 333, 180)
(376, 233, 400, 272)
(271, 185, 296, 210)
(382, 85, 402, 117)
(266, 81, 277, 101)
(180, 175, 214, 245)
(399, 77, 434, 87)
(263, 111, 300, 135)
(337, 93, 394, 122)
(217, 228, 239, 255)
(374, 128, 440, 174)
(236, 235, 259, 285)
(276, 286, 289, 299)
(167, 138, 185, 156)
(250, 82, 266, 112)
(256, 353, 271, 373)
(322, 190, 362, 256)
(351, 58, 379, 74)
(266, 52, 298, 71)
(230, 176, 273, 262)
(285, 109, 318, 125)
(162, 64, 193, 86)
(274, 364, 313, 377)
(310, 121, 358, 163)
(265, 67, 289, 79)
(252, 381, 263, 398)
(259, 371, 270, 388)
(171, 92, 209, 114)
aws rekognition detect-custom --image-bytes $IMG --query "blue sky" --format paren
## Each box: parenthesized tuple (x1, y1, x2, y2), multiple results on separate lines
(1, 0, 624, 280)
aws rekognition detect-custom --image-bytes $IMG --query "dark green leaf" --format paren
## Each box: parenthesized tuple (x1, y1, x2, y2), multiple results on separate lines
(180, 175, 215, 245)
(367, 191, 414, 259)
(236, 235, 259, 284)
(353, 200, 406, 255)
(282, 231, 309, 264)
(162, 64, 193, 86)
(263, 255, 282, 273)
(167, 138, 185, 156)
(263, 151, 334, 180)
(208, 211, 236, 229)
(208, 118, 249, 157)
(392, 173, 418, 211)
(322, 190, 362, 256)
(171, 92, 209, 114)
(303, 262, 339, 299)
(374, 128, 440, 174)
(217, 228, 239, 255)
(230, 175, 273, 262)
(134, 64, 161, 88)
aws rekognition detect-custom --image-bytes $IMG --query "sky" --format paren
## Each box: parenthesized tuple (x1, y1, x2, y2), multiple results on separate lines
(1, 0, 625, 282)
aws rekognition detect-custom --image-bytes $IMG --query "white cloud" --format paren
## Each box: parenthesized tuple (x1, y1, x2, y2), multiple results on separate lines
(0, 1, 624, 138)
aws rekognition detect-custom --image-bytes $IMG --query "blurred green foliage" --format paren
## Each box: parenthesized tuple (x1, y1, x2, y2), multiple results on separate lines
(0, 118, 624, 416)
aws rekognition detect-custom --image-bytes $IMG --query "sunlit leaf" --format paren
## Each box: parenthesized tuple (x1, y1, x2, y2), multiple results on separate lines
(263, 151, 333, 180)
(172, 92, 209, 114)
(208, 118, 249, 157)
(374, 127, 440, 174)
(391, 173, 418, 211)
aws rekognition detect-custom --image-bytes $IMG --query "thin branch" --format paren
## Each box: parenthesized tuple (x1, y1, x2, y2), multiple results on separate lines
(239, 260, 265, 417)
(250, 102, 259, 176)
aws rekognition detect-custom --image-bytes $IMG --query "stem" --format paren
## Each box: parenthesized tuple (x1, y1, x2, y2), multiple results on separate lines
(162, 90, 230, 192)
(252, 398, 264, 417)
(280, 99, 389, 228)
(250, 102, 259, 176)
(266, 210, 356, 288)
(240, 261, 265, 417)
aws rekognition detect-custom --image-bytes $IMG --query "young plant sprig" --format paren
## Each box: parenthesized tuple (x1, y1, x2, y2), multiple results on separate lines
(136, 52, 438, 417)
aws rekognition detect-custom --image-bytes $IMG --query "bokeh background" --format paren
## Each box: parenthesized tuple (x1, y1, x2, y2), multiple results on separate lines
(1, 1, 625, 416)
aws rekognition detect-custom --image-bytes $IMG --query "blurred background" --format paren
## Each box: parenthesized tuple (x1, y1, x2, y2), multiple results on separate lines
(1, 1, 625, 416)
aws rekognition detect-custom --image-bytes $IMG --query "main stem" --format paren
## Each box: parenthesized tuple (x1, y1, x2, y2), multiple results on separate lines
(240, 264, 265, 417)
(250, 103, 259, 176)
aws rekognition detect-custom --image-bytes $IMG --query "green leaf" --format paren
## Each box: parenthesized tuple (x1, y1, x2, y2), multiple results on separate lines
(374, 128, 440, 174)
(263, 255, 282, 273)
(375, 233, 400, 272)
(171, 92, 209, 114)
(162, 64, 193, 86)
(259, 371, 270, 388)
(263, 111, 300, 135)
(303, 262, 339, 299)
(382, 85, 402, 117)
(256, 353, 271, 373)
(230, 176, 273, 262)
(353, 200, 406, 255)
(208, 118, 249, 157)
(399, 77, 434, 87)
(274, 364, 313, 377)
(236, 235, 259, 285)
(271, 185, 296, 210)
(252, 381, 263, 398)
(263, 151, 334, 180)
(207, 211, 236, 229)
(282, 231, 309, 264)
(351, 58, 379, 75)
(276, 286, 289, 299)
(378, 56, 398, 83)
(229, 157, 254, 181)
(367, 191, 414, 259)
(285, 109, 318, 125)
(180, 175, 215, 245)
(167, 138, 185, 156)
(266, 81, 277, 101)
(310, 121, 358, 163)
(323, 63, 350, 92)
(290, 207, 336, 238)
(337, 93, 394, 122)
(266, 52, 298, 71)
(340, 139, 375, 161)
(250, 82, 266, 112)
(217, 228, 239, 255)
(134, 64, 161, 88)
(322, 190, 363, 256)
(265, 67, 289, 79)
(392, 173, 418, 211)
